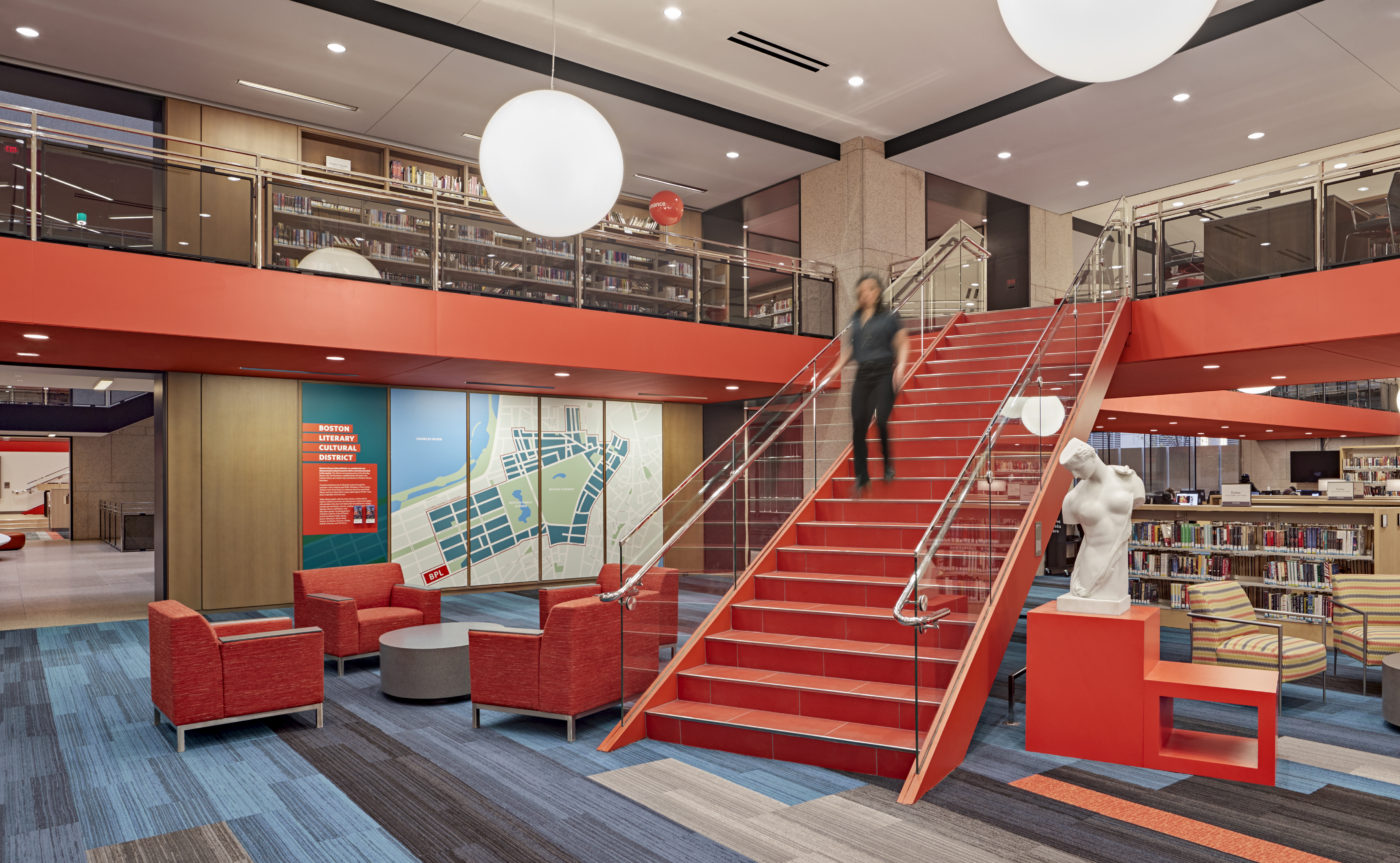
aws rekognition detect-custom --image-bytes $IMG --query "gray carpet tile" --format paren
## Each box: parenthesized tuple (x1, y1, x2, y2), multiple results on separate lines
(85, 821, 252, 863)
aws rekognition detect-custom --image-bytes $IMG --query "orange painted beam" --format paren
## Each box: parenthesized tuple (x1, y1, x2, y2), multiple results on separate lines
(1112, 259, 1400, 398)
(0, 238, 827, 397)
(1098, 390, 1400, 440)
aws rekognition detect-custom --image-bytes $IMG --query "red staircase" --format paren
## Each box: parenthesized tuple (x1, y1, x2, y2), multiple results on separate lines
(603, 304, 1127, 783)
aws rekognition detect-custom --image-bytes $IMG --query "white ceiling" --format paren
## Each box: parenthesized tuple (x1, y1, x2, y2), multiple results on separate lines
(0, 0, 1397, 214)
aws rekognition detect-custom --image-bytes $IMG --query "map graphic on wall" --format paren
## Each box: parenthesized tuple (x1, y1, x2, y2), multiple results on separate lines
(389, 388, 468, 588)
(606, 400, 664, 567)
(466, 393, 541, 587)
(540, 398, 606, 581)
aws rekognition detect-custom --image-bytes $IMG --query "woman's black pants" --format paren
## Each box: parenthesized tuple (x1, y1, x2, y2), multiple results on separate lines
(851, 361, 894, 484)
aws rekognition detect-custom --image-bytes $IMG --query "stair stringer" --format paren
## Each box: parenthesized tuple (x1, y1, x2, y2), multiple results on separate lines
(896, 298, 1133, 803)
(598, 312, 966, 753)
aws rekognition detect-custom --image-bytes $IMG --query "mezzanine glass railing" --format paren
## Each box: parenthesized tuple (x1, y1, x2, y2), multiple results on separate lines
(0, 101, 836, 334)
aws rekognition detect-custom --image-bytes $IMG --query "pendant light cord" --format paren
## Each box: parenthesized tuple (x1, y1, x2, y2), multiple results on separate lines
(550, 0, 557, 89)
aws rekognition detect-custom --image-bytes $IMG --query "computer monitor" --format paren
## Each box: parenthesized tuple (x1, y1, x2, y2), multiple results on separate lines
(1174, 491, 1202, 505)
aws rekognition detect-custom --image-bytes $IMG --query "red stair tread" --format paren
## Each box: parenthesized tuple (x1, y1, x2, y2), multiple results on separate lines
(735, 598, 960, 620)
(759, 570, 910, 586)
(680, 664, 945, 704)
(648, 700, 919, 751)
(707, 628, 964, 662)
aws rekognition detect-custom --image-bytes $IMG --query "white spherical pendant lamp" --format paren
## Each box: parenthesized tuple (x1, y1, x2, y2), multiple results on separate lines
(996, 0, 1215, 83)
(1020, 396, 1066, 437)
(1237, 386, 1276, 395)
(479, 89, 624, 238)
(297, 246, 381, 279)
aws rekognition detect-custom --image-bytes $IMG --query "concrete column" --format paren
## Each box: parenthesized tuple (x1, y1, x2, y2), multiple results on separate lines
(1029, 206, 1075, 306)
(800, 137, 926, 326)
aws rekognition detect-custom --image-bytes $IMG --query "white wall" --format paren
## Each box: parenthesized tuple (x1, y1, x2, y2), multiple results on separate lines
(0, 450, 70, 513)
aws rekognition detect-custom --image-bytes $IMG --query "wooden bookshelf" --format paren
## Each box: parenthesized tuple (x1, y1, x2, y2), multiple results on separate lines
(1128, 502, 1400, 644)
(1340, 443, 1400, 496)
(581, 236, 698, 321)
(438, 212, 576, 304)
(300, 130, 387, 187)
(389, 148, 466, 197)
(267, 182, 432, 286)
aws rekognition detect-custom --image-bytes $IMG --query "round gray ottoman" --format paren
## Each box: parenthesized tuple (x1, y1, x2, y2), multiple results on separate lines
(1384, 653, 1400, 727)
(379, 621, 511, 700)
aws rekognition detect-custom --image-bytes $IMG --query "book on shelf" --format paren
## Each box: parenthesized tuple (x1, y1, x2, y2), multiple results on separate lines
(1130, 519, 1370, 556)
(389, 159, 464, 193)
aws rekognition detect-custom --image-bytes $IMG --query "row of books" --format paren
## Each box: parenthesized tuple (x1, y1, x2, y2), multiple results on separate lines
(440, 222, 575, 257)
(1256, 590, 1331, 620)
(586, 275, 693, 301)
(1344, 456, 1399, 467)
(749, 298, 794, 317)
(389, 160, 463, 193)
(1128, 579, 1188, 609)
(1345, 470, 1400, 482)
(1131, 520, 1371, 555)
(1261, 558, 1334, 589)
(271, 192, 359, 218)
(365, 209, 429, 233)
(585, 296, 692, 318)
(439, 253, 572, 286)
(1128, 550, 1231, 580)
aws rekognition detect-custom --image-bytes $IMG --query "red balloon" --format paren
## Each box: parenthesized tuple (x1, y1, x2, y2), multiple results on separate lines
(648, 191, 685, 226)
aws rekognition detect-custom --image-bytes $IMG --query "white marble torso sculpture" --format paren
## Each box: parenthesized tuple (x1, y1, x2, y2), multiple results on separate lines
(1057, 437, 1144, 615)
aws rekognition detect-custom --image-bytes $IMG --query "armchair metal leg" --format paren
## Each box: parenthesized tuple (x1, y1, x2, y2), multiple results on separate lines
(153, 708, 161, 726)
(567, 716, 576, 743)
(472, 708, 480, 729)
(316, 705, 324, 728)
(1322, 670, 1327, 703)
(337, 656, 345, 677)
(176, 727, 185, 753)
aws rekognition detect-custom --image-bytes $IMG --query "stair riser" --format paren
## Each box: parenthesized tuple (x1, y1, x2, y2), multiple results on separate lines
(913, 371, 1020, 389)
(676, 676, 937, 732)
(776, 548, 914, 578)
(883, 418, 991, 438)
(731, 605, 961, 648)
(830, 477, 953, 499)
(815, 499, 945, 522)
(896, 402, 1000, 421)
(868, 436, 1045, 457)
(705, 638, 958, 687)
(755, 574, 908, 606)
(901, 386, 1019, 404)
(918, 356, 1028, 374)
(644, 714, 915, 779)
(795, 523, 925, 549)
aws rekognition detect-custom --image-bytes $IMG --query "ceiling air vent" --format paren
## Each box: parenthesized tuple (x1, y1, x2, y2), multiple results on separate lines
(727, 31, 829, 73)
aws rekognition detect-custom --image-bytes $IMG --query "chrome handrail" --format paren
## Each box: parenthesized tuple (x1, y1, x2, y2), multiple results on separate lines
(892, 200, 1131, 629)
(600, 225, 989, 603)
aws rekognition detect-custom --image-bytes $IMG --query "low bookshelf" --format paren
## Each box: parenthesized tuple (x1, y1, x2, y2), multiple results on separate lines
(1128, 502, 1400, 644)
(1340, 444, 1400, 496)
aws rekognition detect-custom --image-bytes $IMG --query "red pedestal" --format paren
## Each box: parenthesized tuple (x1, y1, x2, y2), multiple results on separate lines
(1026, 599, 1276, 785)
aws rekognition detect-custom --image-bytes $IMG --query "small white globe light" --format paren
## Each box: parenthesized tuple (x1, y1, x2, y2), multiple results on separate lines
(1000, 397, 1025, 420)
(996, 0, 1214, 83)
(1020, 396, 1066, 437)
(1237, 386, 1276, 395)
(480, 89, 623, 238)
(297, 247, 381, 279)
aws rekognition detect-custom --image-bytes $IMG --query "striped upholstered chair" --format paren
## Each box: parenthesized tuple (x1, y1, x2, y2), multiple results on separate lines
(1185, 581, 1327, 705)
(1331, 573, 1400, 695)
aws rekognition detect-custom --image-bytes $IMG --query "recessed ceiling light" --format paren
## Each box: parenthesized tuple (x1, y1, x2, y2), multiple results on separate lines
(1221, 425, 1229, 429)
(1358, 186, 1369, 192)
(1239, 434, 1246, 437)
(462, 131, 482, 141)
(1270, 375, 1286, 380)
(1107, 416, 1117, 420)
(997, 151, 1011, 159)
(1200, 217, 1211, 222)
(21, 333, 47, 340)
(1171, 201, 1184, 207)
(94, 379, 113, 390)
(1247, 131, 1265, 140)
(725, 385, 739, 391)
(1265, 429, 1274, 433)
(177, 240, 189, 246)
(742, 224, 749, 229)
(1333, 162, 1348, 169)
(395, 208, 406, 213)
(554, 371, 571, 377)
(227, 175, 241, 182)
(1075, 180, 1089, 187)
(1172, 92, 1190, 102)
(327, 42, 347, 53)
(326, 355, 345, 361)
(1169, 421, 1178, 425)
(848, 75, 864, 87)
(17, 352, 38, 357)
(236, 79, 358, 111)
(1341, 434, 1348, 438)
(199, 212, 211, 218)
(1203, 364, 1220, 369)
(1259, 242, 1270, 247)
(664, 6, 682, 20)
(970, 282, 979, 287)
(1069, 372, 1083, 377)
(1150, 428, 1157, 432)
(725, 151, 739, 159)
(1096, 425, 1103, 429)
(15, 26, 39, 38)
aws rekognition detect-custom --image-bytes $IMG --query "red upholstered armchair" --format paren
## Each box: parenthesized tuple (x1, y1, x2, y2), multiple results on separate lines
(471, 595, 655, 740)
(148, 601, 323, 752)
(539, 563, 679, 648)
(293, 563, 441, 675)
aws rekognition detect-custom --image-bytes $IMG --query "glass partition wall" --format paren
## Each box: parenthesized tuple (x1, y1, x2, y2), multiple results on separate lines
(0, 101, 835, 332)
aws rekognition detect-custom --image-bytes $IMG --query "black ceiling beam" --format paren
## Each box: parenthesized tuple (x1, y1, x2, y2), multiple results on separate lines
(884, 0, 1328, 158)
(286, 0, 841, 161)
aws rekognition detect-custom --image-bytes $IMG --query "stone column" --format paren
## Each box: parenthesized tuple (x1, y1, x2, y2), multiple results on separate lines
(800, 137, 926, 326)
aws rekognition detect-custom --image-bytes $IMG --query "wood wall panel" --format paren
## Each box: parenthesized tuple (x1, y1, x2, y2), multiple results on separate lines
(163, 100, 203, 259)
(163, 372, 203, 607)
(200, 375, 299, 609)
(662, 402, 704, 571)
